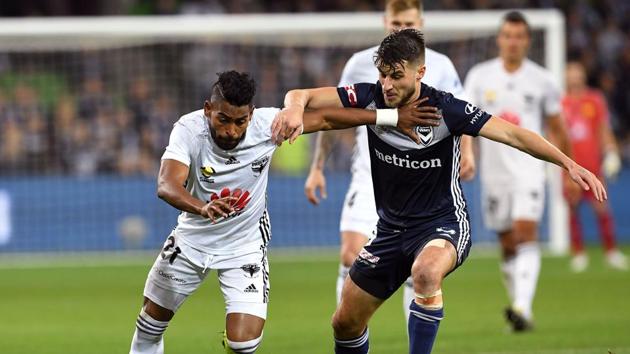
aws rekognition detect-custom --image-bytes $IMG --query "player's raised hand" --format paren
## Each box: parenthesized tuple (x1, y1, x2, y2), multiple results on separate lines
(304, 168, 327, 205)
(396, 96, 441, 144)
(566, 163, 607, 202)
(271, 106, 304, 145)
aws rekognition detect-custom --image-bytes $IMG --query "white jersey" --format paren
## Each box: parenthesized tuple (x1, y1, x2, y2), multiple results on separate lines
(161, 108, 278, 255)
(464, 58, 562, 186)
(338, 45, 466, 181)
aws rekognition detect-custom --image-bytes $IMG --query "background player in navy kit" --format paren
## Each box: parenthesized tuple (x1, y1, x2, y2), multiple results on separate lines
(275, 29, 606, 354)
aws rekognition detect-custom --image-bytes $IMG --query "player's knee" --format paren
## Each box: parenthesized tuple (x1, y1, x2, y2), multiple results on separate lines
(331, 311, 363, 337)
(411, 263, 442, 292)
(225, 315, 264, 343)
(226, 329, 263, 343)
(225, 334, 263, 354)
(501, 245, 517, 259)
(512, 221, 538, 244)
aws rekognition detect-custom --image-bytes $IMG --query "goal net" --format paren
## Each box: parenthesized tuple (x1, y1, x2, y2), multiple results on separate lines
(0, 10, 567, 258)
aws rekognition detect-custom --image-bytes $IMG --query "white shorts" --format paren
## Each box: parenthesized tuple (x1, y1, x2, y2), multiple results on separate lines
(481, 182, 545, 232)
(144, 234, 270, 319)
(339, 181, 378, 239)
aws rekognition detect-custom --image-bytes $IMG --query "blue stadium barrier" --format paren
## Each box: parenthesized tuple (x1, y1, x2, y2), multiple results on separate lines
(0, 170, 628, 253)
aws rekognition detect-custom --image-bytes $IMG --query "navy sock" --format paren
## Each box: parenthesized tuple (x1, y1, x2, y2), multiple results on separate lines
(334, 328, 369, 354)
(408, 301, 443, 354)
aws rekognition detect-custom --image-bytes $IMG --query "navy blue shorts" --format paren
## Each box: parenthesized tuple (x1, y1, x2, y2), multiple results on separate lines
(349, 219, 471, 300)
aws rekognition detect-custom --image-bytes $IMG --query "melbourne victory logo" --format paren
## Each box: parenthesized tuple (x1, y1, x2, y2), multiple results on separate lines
(414, 109, 440, 146)
(415, 126, 434, 146)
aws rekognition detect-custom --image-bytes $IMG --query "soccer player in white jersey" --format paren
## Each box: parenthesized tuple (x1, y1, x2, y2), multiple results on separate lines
(464, 11, 572, 331)
(128, 70, 440, 354)
(303, 0, 475, 322)
(275, 29, 605, 354)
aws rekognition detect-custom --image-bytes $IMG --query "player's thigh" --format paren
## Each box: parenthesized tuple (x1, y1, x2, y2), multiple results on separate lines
(407, 225, 463, 290)
(144, 235, 207, 314)
(340, 231, 370, 266)
(348, 223, 412, 300)
(215, 248, 270, 323)
(411, 239, 457, 285)
(482, 184, 513, 232)
(511, 185, 545, 243)
(339, 183, 378, 240)
(333, 276, 384, 332)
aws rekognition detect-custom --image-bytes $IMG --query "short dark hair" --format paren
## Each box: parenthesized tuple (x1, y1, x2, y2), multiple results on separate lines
(502, 11, 531, 36)
(210, 70, 256, 107)
(374, 28, 425, 72)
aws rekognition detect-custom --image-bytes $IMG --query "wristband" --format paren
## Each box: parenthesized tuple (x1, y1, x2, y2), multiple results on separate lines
(376, 109, 398, 127)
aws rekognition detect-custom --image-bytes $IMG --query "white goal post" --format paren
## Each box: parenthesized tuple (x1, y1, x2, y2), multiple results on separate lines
(0, 9, 568, 254)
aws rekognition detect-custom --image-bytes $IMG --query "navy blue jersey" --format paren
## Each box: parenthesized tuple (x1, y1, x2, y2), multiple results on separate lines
(337, 82, 492, 229)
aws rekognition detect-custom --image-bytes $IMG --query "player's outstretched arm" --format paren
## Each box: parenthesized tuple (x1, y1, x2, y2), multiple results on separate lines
(478, 116, 607, 201)
(272, 87, 343, 144)
(157, 159, 235, 221)
(300, 97, 441, 144)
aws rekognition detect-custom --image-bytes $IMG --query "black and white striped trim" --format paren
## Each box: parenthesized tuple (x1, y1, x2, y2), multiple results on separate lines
(260, 245, 270, 303)
(136, 313, 168, 338)
(335, 328, 369, 348)
(410, 310, 444, 323)
(450, 136, 471, 264)
(258, 210, 271, 246)
(228, 342, 260, 354)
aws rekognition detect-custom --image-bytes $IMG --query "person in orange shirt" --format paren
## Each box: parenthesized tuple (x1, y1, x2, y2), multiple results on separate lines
(562, 61, 627, 272)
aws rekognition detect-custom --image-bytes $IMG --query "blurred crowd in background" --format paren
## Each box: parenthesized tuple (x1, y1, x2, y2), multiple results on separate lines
(1, 0, 630, 176)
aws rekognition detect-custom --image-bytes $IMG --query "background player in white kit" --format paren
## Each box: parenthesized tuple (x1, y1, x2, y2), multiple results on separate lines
(303, 0, 475, 322)
(464, 11, 572, 331)
(128, 70, 440, 354)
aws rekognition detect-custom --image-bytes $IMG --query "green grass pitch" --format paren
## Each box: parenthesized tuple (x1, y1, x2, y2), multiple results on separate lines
(1, 247, 629, 354)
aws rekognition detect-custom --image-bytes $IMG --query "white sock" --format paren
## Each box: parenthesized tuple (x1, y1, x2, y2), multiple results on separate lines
(512, 242, 540, 320)
(336, 264, 350, 304)
(402, 277, 414, 324)
(129, 309, 169, 354)
(500, 256, 516, 303)
(225, 335, 263, 354)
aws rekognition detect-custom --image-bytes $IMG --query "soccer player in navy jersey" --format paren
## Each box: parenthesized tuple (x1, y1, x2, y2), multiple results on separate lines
(273, 29, 605, 354)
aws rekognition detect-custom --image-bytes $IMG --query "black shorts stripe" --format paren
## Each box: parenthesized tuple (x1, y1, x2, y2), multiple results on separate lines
(260, 246, 270, 303)
(258, 210, 271, 246)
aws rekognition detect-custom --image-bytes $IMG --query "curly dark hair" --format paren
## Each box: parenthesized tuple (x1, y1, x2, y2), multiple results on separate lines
(210, 70, 256, 107)
(374, 28, 425, 72)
